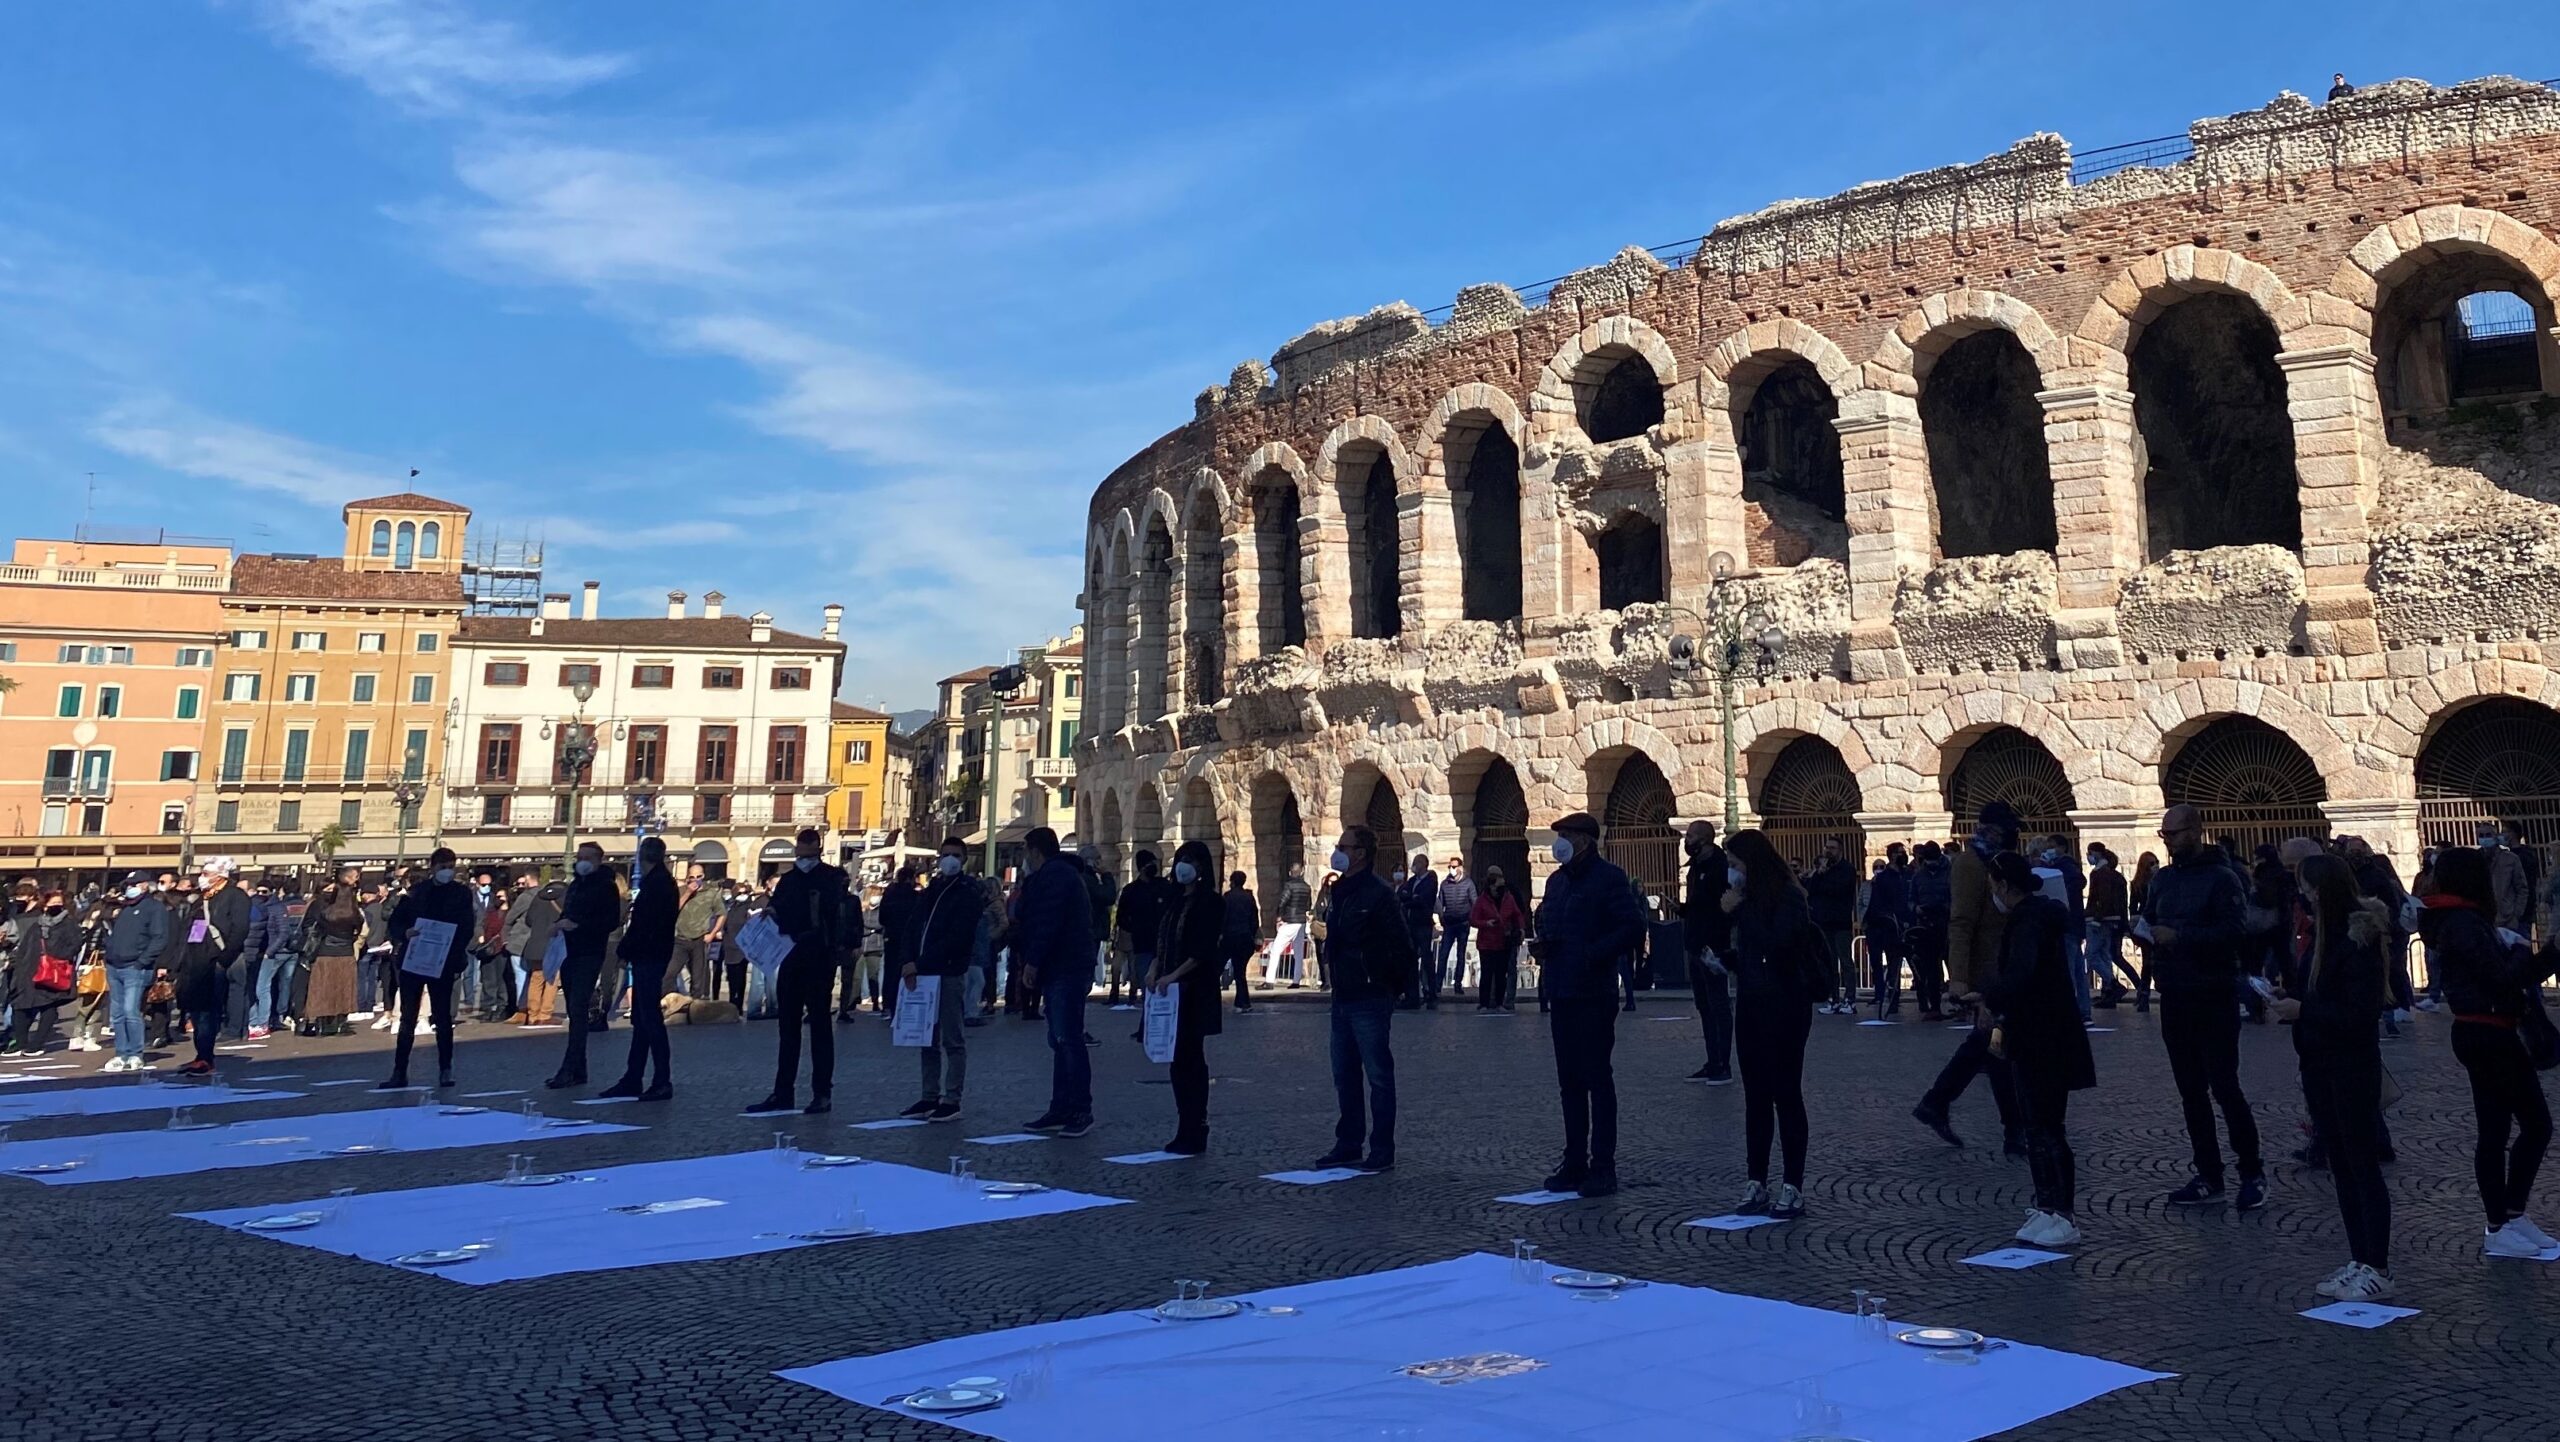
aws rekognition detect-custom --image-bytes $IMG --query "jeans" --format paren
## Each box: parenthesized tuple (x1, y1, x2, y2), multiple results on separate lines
(1329, 996, 1397, 1161)
(1548, 998, 1619, 1171)
(1865, 925, 1904, 1012)
(1737, 997, 1811, 1185)
(2066, 925, 2091, 1022)
(1429, 921, 1468, 1001)
(1227, 948, 1254, 1009)
(917, 973, 967, 1102)
(1922, 1022, 2022, 1131)
(2089, 921, 2135, 993)
(2160, 986, 2262, 1187)
(2015, 1068, 2076, 1215)
(1045, 974, 1093, 1120)
(248, 953, 297, 1030)
(1824, 927, 1856, 1001)
(771, 952, 835, 1100)
(1910, 915, 1948, 1014)
(1688, 948, 1732, 1075)
(107, 962, 151, 1058)
(2451, 1020, 2553, 1226)
(2301, 1043, 2391, 1268)
(618, 959, 671, 1088)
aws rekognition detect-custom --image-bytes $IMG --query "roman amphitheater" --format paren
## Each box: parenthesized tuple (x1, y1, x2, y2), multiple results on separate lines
(1075, 75, 2560, 902)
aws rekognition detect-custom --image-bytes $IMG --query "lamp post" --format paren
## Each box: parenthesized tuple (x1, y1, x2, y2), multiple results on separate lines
(545, 679, 599, 873)
(1665, 560, 1786, 835)
(979, 666, 1028, 879)
(389, 779, 423, 870)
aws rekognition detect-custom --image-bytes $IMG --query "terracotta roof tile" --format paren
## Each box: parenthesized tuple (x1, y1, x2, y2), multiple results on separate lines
(833, 701, 891, 721)
(940, 665, 998, 684)
(229, 554, 466, 604)
(342, 491, 470, 514)
(458, 615, 842, 652)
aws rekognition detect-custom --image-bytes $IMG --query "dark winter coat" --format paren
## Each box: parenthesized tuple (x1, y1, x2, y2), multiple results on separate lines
(1983, 893, 2095, 1092)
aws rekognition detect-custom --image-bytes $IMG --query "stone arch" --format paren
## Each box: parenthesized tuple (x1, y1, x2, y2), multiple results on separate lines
(1176, 471, 1230, 708)
(1750, 733, 1868, 870)
(2412, 693, 2560, 861)
(2368, 659, 2560, 767)
(2124, 679, 2370, 802)
(1906, 689, 2124, 810)
(1422, 384, 1529, 625)
(1563, 714, 1690, 810)
(1096, 786, 1126, 876)
(1317, 416, 1414, 640)
(1709, 323, 1858, 564)
(1128, 501, 1177, 724)
(2341, 206, 2560, 418)
(1873, 288, 2068, 389)
(1240, 441, 1317, 505)
(1179, 775, 1223, 875)
(2074, 245, 2303, 365)
(1339, 760, 1410, 860)
(1736, 695, 1892, 807)
(2160, 715, 2331, 852)
(1448, 746, 1531, 888)
(1879, 291, 2063, 561)
(1247, 769, 1306, 923)
(1241, 457, 1308, 657)
(1942, 726, 2080, 847)
(1130, 779, 1169, 856)
(1089, 519, 1136, 734)
(1530, 314, 1691, 444)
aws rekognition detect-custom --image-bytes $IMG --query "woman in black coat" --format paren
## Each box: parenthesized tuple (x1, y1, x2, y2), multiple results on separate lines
(1983, 851, 2094, 1248)
(1721, 830, 1824, 1220)
(176, 864, 253, 1076)
(1147, 839, 1226, 1155)
(2289, 854, 2394, 1300)
(2419, 846, 2554, 1261)
(4, 888, 81, 1054)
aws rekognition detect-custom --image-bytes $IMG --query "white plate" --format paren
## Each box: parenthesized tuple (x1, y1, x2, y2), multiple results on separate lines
(792, 1225, 878, 1240)
(1896, 1326, 1987, 1349)
(165, 1122, 222, 1132)
(391, 1248, 478, 1267)
(438, 1105, 488, 1116)
(1549, 1271, 1627, 1291)
(542, 1117, 597, 1129)
(332, 1144, 390, 1156)
(494, 1173, 567, 1187)
(982, 1181, 1048, 1196)
(244, 1212, 324, 1232)
(904, 1385, 1005, 1413)
(1154, 1297, 1243, 1320)
(801, 1154, 865, 1168)
(10, 1161, 80, 1175)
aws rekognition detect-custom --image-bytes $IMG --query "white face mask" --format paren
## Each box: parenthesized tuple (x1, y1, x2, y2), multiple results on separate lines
(938, 855, 963, 877)
(1726, 866, 1746, 890)
(123, 886, 145, 901)
(1550, 839, 1575, 864)
(432, 868, 455, 885)
(1173, 861, 1198, 885)
(795, 856, 818, 872)
(1329, 848, 1352, 872)
(574, 859, 597, 876)
(1991, 894, 2012, 913)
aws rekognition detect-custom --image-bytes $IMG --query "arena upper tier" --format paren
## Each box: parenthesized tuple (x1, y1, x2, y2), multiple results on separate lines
(1075, 75, 2560, 901)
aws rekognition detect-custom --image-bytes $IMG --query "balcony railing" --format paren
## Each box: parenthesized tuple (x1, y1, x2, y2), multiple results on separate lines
(210, 764, 436, 788)
(1027, 757, 1074, 781)
(0, 563, 229, 590)
(446, 766, 825, 792)
(41, 777, 112, 799)
(439, 789, 830, 833)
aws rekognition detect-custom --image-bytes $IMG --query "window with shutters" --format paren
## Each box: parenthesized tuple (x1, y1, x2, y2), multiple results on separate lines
(478, 723, 519, 784)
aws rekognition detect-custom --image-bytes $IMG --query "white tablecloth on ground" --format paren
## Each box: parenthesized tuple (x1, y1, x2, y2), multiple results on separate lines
(0, 1105, 640, 1185)
(780, 1253, 2169, 1442)
(0, 1083, 299, 1124)
(185, 1150, 1130, 1283)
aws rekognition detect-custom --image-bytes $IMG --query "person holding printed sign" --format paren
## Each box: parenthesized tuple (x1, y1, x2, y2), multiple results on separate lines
(381, 847, 475, 1090)
(746, 828, 856, 1116)
(1148, 839, 1227, 1156)
(547, 842, 622, 1090)
(889, 837, 984, 1124)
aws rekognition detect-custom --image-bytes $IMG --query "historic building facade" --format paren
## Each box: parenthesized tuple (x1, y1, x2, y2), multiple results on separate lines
(1076, 77, 2560, 907)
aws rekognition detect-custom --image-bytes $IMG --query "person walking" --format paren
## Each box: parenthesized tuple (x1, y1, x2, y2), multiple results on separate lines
(1680, 821, 1735, 1081)
(1531, 813, 1647, 1197)
(2282, 853, 2397, 1297)
(747, 829, 856, 1115)
(1268, 862, 1313, 987)
(1220, 871, 1260, 1013)
(1433, 856, 1476, 1004)
(380, 848, 472, 1090)
(672, 864, 722, 1009)
(1804, 838, 1858, 1014)
(1469, 866, 1526, 1014)
(1148, 840, 1226, 1155)
(2148, 803, 2267, 1210)
(1723, 830, 1826, 1218)
(174, 859, 251, 1077)
(1014, 827, 1099, 1137)
(2126, 851, 2162, 1013)
(1864, 843, 1915, 1017)
(547, 843, 621, 1088)
(1909, 841, 1952, 1018)
(1984, 852, 2096, 1247)
(2418, 846, 2556, 1259)
(598, 837, 680, 1101)
(1310, 825, 1410, 1172)
(97, 873, 168, 1073)
(1913, 802, 2026, 1153)
(2086, 844, 2132, 1008)
(2037, 834, 2091, 1021)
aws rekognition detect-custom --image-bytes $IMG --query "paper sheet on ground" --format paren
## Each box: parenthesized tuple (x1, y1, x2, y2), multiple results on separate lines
(0, 1083, 299, 1125)
(0, 1104, 639, 1185)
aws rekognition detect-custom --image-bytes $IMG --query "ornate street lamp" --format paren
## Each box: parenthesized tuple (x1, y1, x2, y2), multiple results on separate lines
(1666, 556, 1787, 834)
(542, 678, 599, 872)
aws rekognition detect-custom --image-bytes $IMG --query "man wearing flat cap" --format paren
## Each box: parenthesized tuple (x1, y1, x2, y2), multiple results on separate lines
(1529, 812, 1649, 1197)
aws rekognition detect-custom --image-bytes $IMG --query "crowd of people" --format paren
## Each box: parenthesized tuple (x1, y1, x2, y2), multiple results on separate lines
(2, 802, 2551, 1310)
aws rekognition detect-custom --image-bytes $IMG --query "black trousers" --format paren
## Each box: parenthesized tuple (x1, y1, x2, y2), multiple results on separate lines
(725, 961, 749, 1007)
(1170, 1022, 1209, 1143)
(1548, 997, 1619, 1171)
(2451, 1020, 2553, 1226)
(673, 937, 712, 1001)
(1689, 949, 1732, 1074)
(1227, 946, 1254, 1009)
(1867, 925, 1904, 1011)
(1479, 946, 1517, 1010)
(1737, 998, 1811, 1185)
(1910, 916, 1948, 1014)
(2014, 1067, 2076, 1215)
(556, 956, 601, 1081)
(392, 968, 454, 1080)
(2160, 988, 2261, 1186)
(2301, 1042, 2391, 1268)
(771, 953, 835, 1102)
(618, 959, 671, 1088)
(1922, 1023, 2022, 1130)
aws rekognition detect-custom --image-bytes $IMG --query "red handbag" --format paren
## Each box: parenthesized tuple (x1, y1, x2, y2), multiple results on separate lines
(33, 954, 74, 992)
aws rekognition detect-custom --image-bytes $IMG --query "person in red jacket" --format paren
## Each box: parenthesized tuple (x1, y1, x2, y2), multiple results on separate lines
(1467, 868, 1526, 1014)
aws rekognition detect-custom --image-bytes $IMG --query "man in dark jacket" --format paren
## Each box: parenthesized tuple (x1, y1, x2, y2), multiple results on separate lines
(176, 859, 253, 1076)
(1014, 827, 1099, 1135)
(1112, 853, 1169, 1006)
(99, 873, 168, 1072)
(1914, 803, 2025, 1151)
(1681, 820, 1734, 1083)
(1531, 813, 1648, 1197)
(1864, 843, 1915, 1016)
(238, 885, 294, 1039)
(1909, 841, 1953, 1016)
(1271, 860, 1312, 985)
(381, 847, 475, 1090)
(548, 842, 622, 1088)
(2145, 803, 2264, 1210)
(601, 837, 681, 1101)
(1803, 838, 1858, 1013)
(1312, 823, 1409, 1172)
(893, 836, 985, 1123)
(1396, 854, 1438, 1009)
(1220, 871, 1261, 1012)
(749, 828, 855, 1115)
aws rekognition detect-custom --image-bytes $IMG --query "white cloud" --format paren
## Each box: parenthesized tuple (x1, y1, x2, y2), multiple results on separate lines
(534, 515, 743, 548)
(253, 0, 628, 115)
(90, 400, 403, 506)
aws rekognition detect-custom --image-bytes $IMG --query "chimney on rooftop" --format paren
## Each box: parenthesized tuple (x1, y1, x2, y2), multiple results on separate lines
(749, 611, 773, 644)
(703, 590, 725, 620)
(666, 590, 688, 621)
(822, 603, 843, 642)
(581, 580, 600, 621)
(540, 592, 571, 621)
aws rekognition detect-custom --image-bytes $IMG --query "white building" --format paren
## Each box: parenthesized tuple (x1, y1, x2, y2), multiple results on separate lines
(440, 584, 845, 878)
(913, 628, 1084, 875)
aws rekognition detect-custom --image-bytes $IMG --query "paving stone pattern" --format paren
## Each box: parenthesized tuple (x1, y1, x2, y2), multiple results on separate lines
(0, 997, 2552, 1440)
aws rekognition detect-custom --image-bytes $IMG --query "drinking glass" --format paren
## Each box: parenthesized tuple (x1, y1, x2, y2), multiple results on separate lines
(772, 1131, 798, 1167)
(168, 1105, 194, 1131)
(1510, 1240, 1543, 1285)
(521, 1100, 541, 1130)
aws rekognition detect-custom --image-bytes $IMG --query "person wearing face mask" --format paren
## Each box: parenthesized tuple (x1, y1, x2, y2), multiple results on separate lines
(1396, 853, 1439, 1010)
(548, 843, 623, 1088)
(1148, 840, 1227, 1154)
(1911, 802, 2027, 1155)
(1983, 850, 2095, 1247)
(2085, 844, 2133, 1009)
(1308, 825, 1413, 1173)
(174, 859, 252, 1077)
(1112, 853, 1170, 1011)
(2145, 803, 2264, 1210)
(1013, 827, 1099, 1136)
(301, 865, 366, 1037)
(381, 848, 473, 1090)
(1528, 813, 1648, 1197)
(96, 872, 170, 1072)
(743, 829, 856, 1115)
(1722, 830, 1828, 1218)
(1679, 821, 1734, 1080)
(879, 838, 985, 1124)
(593, 836, 681, 1101)
(3, 886, 81, 1057)
(1468, 866, 1527, 1014)
(1432, 856, 1476, 1006)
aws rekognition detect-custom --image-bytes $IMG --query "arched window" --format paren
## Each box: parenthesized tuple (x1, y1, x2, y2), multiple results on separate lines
(370, 520, 391, 557)
(1455, 753, 1529, 893)
(1919, 330, 2056, 559)
(2160, 715, 2328, 854)
(1582, 352, 1664, 443)
(1754, 735, 1865, 873)
(1450, 420, 1523, 623)
(2377, 250, 2555, 419)
(2129, 293, 2299, 557)
(1595, 515, 1664, 610)
(1338, 448, 1402, 640)
(1180, 504, 1224, 706)
(1739, 360, 1845, 520)
(1251, 476, 1306, 652)
(1944, 727, 2077, 846)
(1598, 752, 1678, 893)
(393, 521, 416, 569)
(420, 521, 442, 559)
(1131, 517, 1173, 722)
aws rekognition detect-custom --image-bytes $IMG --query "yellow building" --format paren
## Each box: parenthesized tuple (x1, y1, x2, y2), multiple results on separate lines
(196, 492, 467, 873)
(827, 700, 892, 852)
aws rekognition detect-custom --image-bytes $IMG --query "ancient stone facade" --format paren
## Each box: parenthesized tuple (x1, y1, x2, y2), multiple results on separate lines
(1076, 77, 2560, 903)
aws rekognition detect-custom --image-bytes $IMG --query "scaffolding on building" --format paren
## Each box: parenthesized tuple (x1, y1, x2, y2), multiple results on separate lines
(462, 527, 545, 616)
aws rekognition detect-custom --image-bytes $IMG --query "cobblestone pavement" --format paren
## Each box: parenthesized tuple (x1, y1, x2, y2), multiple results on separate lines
(0, 990, 2552, 1441)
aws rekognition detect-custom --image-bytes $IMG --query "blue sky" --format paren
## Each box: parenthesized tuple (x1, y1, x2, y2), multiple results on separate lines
(0, 2, 2535, 710)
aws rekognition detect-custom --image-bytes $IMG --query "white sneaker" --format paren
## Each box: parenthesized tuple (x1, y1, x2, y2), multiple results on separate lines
(2034, 1212, 2082, 1246)
(2484, 1220, 2549, 1258)
(2014, 1209, 2053, 1243)
(71, 1036, 97, 1052)
(2324, 1263, 2396, 1301)
(2506, 1215, 2558, 1251)
(2312, 1259, 2359, 1296)
(371, 1014, 395, 1031)
(349, 1010, 374, 1020)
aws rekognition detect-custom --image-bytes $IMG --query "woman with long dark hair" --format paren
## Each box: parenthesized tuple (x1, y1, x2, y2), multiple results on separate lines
(2419, 846, 2554, 1260)
(1147, 839, 1226, 1155)
(1983, 852, 2094, 1246)
(2126, 851, 2161, 1013)
(2291, 853, 2395, 1298)
(1721, 830, 1825, 1219)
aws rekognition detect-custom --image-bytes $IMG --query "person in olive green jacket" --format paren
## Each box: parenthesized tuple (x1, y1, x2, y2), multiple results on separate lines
(1912, 802, 2025, 1153)
(673, 864, 725, 1002)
